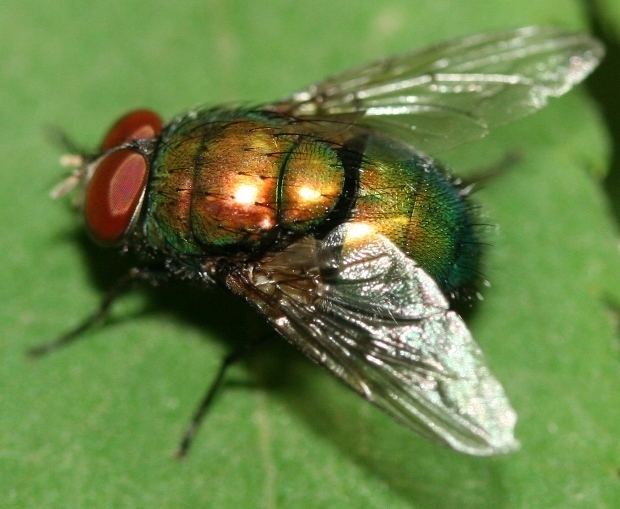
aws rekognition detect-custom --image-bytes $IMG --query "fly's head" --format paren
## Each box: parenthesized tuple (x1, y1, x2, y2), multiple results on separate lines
(51, 109, 163, 248)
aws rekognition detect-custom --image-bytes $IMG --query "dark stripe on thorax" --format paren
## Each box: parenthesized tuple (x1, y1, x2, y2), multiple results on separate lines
(314, 134, 367, 238)
(275, 137, 303, 226)
(189, 128, 212, 249)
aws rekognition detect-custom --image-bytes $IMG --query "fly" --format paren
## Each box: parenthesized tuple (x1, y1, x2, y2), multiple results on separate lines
(33, 26, 603, 457)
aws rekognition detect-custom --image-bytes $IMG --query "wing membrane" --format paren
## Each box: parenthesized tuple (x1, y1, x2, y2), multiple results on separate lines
(271, 26, 603, 152)
(226, 223, 518, 455)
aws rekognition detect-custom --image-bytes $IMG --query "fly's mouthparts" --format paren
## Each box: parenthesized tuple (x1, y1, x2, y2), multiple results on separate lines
(50, 154, 86, 199)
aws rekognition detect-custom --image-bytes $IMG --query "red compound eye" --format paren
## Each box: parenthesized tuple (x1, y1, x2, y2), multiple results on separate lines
(85, 149, 149, 246)
(100, 109, 162, 151)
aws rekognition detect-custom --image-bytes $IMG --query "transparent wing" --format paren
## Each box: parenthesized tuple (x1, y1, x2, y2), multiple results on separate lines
(270, 26, 603, 153)
(226, 223, 518, 455)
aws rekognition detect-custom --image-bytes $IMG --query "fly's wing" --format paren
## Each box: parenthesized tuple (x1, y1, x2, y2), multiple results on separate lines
(269, 26, 603, 153)
(226, 223, 518, 455)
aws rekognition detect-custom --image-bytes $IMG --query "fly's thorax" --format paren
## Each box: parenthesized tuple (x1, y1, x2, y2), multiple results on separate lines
(143, 109, 347, 256)
(278, 140, 344, 231)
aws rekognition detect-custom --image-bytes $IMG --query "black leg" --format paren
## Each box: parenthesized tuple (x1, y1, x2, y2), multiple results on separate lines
(28, 267, 155, 358)
(45, 125, 89, 155)
(175, 336, 270, 459)
(461, 151, 522, 188)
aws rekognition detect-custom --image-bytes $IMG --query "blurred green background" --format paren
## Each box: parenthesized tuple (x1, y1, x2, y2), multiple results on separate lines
(2, 1, 620, 508)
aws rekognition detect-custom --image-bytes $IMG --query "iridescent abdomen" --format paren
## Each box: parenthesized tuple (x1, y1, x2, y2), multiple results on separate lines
(351, 136, 480, 293)
(143, 109, 479, 293)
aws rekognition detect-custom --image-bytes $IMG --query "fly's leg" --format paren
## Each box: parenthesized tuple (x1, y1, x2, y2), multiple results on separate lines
(175, 335, 270, 459)
(45, 125, 90, 155)
(28, 267, 162, 358)
(460, 151, 522, 189)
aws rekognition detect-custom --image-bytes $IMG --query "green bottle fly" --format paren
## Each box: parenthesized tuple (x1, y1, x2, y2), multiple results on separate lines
(144, 107, 479, 295)
(45, 27, 602, 457)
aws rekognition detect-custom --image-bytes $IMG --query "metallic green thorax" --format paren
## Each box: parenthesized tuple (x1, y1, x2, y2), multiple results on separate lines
(143, 108, 480, 294)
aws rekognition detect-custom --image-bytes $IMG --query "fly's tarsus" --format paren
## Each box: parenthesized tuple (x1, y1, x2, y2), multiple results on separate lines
(175, 335, 271, 458)
(28, 268, 146, 358)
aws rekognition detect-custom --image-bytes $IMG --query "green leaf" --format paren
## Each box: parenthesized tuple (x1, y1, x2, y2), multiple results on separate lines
(2, 1, 619, 508)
